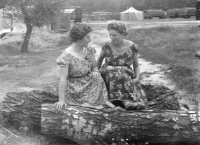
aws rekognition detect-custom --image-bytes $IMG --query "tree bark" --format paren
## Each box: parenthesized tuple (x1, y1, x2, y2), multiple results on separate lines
(41, 104, 200, 145)
(2, 90, 58, 131)
(1, 84, 195, 145)
(21, 23, 33, 53)
(20, 3, 33, 53)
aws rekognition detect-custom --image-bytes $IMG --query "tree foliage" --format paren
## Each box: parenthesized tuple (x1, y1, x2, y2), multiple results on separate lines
(2, 0, 69, 52)
(1, 0, 198, 52)
(4, 0, 69, 25)
(70, 0, 197, 13)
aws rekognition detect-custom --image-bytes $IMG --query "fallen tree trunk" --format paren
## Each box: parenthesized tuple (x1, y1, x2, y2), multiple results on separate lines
(2, 90, 58, 131)
(2, 84, 197, 144)
(41, 104, 200, 145)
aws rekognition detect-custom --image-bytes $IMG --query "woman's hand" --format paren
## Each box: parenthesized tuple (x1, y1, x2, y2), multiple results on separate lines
(54, 101, 67, 110)
(92, 71, 100, 80)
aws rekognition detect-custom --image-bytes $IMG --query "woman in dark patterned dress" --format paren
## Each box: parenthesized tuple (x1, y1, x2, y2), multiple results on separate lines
(54, 23, 114, 110)
(97, 22, 147, 110)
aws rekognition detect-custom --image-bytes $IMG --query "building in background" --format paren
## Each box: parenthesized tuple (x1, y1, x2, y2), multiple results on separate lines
(51, 7, 82, 31)
(196, 0, 200, 20)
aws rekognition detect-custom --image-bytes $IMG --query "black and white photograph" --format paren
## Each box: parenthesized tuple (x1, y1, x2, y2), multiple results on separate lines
(0, 0, 200, 144)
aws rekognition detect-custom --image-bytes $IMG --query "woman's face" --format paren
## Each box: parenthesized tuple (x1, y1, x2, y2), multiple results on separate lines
(108, 29, 124, 45)
(81, 33, 91, 47)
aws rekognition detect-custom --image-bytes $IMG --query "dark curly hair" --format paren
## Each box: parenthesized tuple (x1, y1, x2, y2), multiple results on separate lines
(69, 23, 92, 42)
(107, 22, 128, 36)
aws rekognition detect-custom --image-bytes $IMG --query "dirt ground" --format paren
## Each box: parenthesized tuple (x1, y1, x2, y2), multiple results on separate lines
(1, 18, 199, 103)
(0, 19, 200, 145)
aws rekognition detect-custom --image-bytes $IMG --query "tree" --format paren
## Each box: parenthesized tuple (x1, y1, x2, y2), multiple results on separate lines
(3, 0, 69, 53)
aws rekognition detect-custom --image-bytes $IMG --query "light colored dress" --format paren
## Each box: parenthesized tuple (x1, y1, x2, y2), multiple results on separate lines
(56, 47, 114, 109)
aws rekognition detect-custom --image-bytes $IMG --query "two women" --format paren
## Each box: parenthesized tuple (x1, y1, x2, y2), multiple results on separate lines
(55, 22, 147, 110)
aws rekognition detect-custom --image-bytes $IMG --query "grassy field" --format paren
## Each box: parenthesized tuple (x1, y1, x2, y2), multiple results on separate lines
(127, 25, 200, 94)
(0, 22, 200, 144)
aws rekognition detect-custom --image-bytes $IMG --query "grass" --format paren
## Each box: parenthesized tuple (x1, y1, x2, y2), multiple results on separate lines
(0, 23, 200, 144)
(127, 25, 200, 95)
(0, 28, 82, 144)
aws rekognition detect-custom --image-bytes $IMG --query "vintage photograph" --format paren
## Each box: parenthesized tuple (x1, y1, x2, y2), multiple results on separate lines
(0, 0, 200, 144)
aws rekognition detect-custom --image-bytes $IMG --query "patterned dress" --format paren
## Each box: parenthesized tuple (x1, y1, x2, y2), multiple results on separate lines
(100, 42, 147, 105)
(56, 47, 114, 109)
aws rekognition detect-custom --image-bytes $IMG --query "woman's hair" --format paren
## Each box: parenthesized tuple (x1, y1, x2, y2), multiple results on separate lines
(69, 23, 92, 42)
(107, 22, 128, 36)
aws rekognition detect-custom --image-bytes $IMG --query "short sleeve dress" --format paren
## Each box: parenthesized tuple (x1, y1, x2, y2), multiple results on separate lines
(56, 47, 114, 109)
(99, 42, 147, 104)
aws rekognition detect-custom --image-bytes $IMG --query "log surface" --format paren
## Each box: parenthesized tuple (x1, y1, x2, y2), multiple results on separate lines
(41, 103, 200, 145)
(1, 84, 193, 144)
(2, 90, 58, 130)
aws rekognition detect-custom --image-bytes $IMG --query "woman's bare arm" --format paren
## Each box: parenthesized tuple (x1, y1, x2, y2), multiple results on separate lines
(59, 66, 68, 101)
(97, 48, 105, 69)
(54, 65, 69, 110)
(92, 54, 98, 72)
(133, 54, 140, 81)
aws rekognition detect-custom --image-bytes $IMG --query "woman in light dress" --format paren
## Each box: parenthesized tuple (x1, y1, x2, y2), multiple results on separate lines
(54, 23, 114, 110)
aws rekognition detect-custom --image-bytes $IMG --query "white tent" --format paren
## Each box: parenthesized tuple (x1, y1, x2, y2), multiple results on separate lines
(0, 10, 11, 34)
(0, 10, 25, 34)
(120, 7, 143, 21)
(64, 9, 75, 14)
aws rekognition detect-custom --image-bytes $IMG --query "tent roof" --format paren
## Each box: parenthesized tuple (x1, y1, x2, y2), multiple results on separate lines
(0, 10, 25, 33)
(0, 11, 11, 31)
(121, 7, 141, 13)
(64, 9, 75, 14)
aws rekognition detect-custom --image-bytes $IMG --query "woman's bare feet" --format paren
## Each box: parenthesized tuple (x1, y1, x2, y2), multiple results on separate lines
(124, 101, 145, 111)
(112, 106, 125, 111)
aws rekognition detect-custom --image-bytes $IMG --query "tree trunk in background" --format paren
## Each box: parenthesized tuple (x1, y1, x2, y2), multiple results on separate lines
(10, 14, 13, 31)
(21, 23, 33, 53)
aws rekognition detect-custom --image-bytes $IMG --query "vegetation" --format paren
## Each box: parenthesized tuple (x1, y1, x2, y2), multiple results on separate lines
(127, 25, 200, 95)
(0, 21, 200, 144)
(70, 0, 197, 13)
(1, 0, 198, 52)
(1, 0, 68, 53)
